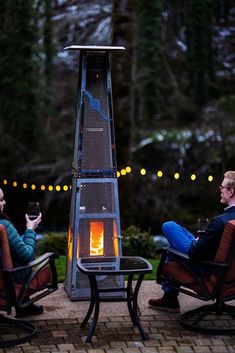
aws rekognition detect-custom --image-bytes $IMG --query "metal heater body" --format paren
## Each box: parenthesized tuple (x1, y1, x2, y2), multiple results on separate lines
(65, 46, 125, 300)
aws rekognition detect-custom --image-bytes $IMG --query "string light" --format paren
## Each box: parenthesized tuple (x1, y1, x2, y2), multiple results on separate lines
(208, 175, 213, 182)
(174, 172, 180, 180)
(191, 174, 196, 181)
(140, 168, 146, 175)
(0, 167, 218, 192)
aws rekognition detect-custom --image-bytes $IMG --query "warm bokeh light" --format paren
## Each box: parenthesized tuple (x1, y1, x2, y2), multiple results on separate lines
(174, 172, 180, 180)
(208, 175, 213, 182)
(0, 171, 217, 192)
(140, 168, 146, 175)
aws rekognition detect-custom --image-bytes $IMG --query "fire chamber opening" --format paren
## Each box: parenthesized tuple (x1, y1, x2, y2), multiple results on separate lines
(90, 222, 104, 256)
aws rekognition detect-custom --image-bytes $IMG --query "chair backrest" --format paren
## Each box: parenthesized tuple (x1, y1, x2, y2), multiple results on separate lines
(214, 220, 235, 263)
(0, 224, 13, 271)
(212, 220, 235, 289)
(0, 224, 15, 311)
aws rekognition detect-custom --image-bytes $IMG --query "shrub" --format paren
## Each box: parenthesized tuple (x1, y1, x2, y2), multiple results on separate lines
(36, 232, 67, 256)
(122, 225, 158, 258)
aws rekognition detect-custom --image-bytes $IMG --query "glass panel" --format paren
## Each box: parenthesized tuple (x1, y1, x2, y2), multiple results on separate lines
(79, 182, 115, 214)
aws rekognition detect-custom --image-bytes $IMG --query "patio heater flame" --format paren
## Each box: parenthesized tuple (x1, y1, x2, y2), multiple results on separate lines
(90, 222, 104, 256)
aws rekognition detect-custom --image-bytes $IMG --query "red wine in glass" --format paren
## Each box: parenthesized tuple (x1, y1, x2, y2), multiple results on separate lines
(197, 218, 209, 237)
(27, 202, 40, 220)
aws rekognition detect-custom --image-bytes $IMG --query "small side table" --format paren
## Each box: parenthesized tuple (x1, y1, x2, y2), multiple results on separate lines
(77, 256, 152, 342)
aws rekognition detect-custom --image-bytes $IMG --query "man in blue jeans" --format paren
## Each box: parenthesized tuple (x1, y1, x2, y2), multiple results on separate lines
(148, 171, 235, 312)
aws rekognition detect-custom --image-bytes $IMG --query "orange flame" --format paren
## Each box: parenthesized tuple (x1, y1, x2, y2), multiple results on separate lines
(90, 222, 104, 256)
(113, 221, 119, 256)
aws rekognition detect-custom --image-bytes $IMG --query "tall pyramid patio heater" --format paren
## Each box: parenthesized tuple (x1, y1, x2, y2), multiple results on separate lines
(65, 45, 125, 300)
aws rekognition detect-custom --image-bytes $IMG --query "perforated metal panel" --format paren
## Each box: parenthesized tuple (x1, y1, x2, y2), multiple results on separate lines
(81, 56, 113, 171)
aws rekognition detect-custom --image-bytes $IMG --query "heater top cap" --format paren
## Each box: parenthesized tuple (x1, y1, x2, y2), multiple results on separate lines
(64, 45, 126, 52)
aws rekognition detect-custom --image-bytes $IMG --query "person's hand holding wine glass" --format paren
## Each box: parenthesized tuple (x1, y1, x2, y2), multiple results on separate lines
(26, 202, 42, 230)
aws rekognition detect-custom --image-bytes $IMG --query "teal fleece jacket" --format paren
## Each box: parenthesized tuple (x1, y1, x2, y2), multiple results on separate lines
(0, 218, 37, 282)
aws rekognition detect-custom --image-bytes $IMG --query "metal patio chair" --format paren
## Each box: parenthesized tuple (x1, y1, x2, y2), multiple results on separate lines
(156, 220, 235, 335)
(0, 224, 58, 347)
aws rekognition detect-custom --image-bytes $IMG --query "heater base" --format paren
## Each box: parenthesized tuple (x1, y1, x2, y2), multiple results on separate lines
(65, 269, 125, 301)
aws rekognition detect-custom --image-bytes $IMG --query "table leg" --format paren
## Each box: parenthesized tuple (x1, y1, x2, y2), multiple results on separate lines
(81, 297, 95, 328)
(132, 274, 148, 340)
(127, 274, 137, 325)
(85, 275, 100, 343)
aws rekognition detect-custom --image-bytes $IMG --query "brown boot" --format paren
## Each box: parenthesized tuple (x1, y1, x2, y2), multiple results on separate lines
(15, 303, 44, 318)
(148, 293, 180, 312)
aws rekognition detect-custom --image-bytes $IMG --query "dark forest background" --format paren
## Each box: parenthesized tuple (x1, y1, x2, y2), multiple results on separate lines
(0, 0, 235, 234)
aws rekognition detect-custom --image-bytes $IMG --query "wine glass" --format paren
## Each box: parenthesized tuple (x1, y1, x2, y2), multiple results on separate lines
(197, 218, 209, 236)
(27, 202, 40, 220)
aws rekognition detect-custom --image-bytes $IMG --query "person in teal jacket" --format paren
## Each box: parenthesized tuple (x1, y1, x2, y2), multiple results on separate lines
(0, 188, 43, 318)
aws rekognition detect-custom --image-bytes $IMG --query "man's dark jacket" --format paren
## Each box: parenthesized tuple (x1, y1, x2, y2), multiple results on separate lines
(189, 206, 235, 261)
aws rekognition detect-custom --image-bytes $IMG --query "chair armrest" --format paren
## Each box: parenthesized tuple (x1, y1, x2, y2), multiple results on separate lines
(197, 260, 229, 268)
(156, 247, 190, 260)
(156, 247, 230, 270)
(5, 252, 58, 273)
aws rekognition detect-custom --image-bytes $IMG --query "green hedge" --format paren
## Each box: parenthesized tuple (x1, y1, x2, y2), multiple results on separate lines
(122, 225, 158, 258)
(36, 232, 67, 256)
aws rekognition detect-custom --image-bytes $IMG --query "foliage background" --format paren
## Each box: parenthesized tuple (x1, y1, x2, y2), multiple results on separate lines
(0, 0, 235, 235)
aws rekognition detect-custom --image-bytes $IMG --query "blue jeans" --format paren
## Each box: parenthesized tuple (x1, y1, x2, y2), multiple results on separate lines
(161, 221, 196, 296)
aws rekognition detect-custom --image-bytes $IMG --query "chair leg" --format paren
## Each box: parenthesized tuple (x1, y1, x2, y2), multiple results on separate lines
(0, 314, 36, 347)
(180, 303, 235, 335)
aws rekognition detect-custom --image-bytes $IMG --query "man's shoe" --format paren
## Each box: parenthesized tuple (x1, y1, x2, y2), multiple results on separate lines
(15, 303, 44, 318)
(148, 294, 180, 312)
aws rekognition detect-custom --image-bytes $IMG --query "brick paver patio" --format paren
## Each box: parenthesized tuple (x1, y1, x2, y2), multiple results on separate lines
(1, 282, 235, 352)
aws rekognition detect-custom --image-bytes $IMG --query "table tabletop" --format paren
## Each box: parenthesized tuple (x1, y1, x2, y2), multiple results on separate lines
(77, 256, 152, 275)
